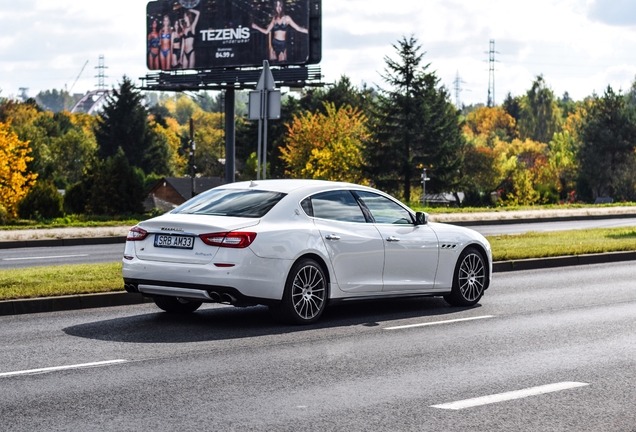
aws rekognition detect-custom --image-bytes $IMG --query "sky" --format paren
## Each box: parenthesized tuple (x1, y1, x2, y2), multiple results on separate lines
(1, 0, 636, 106)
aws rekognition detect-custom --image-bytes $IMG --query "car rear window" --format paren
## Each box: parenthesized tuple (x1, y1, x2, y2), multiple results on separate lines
(172, 189, 287, 218)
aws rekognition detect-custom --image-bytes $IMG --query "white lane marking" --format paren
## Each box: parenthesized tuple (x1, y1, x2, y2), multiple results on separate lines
(0, 360, 128, 378)
(3, 254, 90, 261)
(384, 315, 494, 330)
(431, 382, 589, 410)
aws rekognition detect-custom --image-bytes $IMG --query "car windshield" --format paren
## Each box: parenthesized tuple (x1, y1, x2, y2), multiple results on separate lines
(172, 188, 287, 218)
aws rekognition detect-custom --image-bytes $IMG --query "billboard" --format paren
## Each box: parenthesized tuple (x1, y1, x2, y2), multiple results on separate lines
(146, 0, 320, 71)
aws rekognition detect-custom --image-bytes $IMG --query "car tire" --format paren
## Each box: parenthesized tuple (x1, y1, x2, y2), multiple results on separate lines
(270, 258, 327, 325)
(153, 295, 202, 313)
(444, 247, 487, 307)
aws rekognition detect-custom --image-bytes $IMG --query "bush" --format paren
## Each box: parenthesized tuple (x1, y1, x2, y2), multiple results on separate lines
(64, 181, 91, 215)
(0, 204, 8, 225)
(17, 180, 64, 220)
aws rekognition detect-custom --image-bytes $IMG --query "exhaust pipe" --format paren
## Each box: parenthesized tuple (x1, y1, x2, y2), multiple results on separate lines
(221, 293, 237, 304)
(208, 291, 222, 302)
(124, 284, 138, 293)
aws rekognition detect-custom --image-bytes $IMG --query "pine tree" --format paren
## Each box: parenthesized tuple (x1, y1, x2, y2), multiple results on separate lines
(367, 36, 465, 201)
(577, 86, 636, 200)
(95, 76, 152, 172)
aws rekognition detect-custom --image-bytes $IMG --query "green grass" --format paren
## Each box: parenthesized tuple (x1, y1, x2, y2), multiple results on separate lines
(2, 226, 636, 301)
(0, 214, 145, 231)
(488, 226, 636, 261)
(0, 262, 123, 301)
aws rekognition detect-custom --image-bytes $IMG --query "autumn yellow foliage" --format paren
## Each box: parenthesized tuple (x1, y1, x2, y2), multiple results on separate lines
(464, 106, 517, 143)
(280, 103, 369, 183)
(0, 121, 37, 217)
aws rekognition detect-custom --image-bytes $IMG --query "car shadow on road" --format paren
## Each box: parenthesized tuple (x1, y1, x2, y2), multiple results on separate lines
(62, 297, 482, 344)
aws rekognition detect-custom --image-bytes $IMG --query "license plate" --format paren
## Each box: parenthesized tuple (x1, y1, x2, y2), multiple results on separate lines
(154, 234, 195, 249)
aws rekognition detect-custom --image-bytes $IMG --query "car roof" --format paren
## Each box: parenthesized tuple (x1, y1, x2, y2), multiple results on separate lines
(218, 179, 371, 194)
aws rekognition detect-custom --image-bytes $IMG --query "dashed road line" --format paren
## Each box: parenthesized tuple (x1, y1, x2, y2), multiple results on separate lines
(3, 254, 90, 261)
(0, 360, 128, 378)
(431, 382, 589, 410)
(384, 315, 494, 330)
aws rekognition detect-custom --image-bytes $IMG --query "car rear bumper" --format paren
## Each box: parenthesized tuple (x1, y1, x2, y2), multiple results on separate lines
(123, 277, 277, 306)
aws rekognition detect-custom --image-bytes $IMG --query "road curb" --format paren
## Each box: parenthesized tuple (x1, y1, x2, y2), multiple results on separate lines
(0, 291, 152, 317)
(493, 250, 636, 272)
(0, 251, 634, 317)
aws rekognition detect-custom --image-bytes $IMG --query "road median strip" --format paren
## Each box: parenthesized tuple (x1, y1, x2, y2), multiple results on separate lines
(2, 211, 636, 316)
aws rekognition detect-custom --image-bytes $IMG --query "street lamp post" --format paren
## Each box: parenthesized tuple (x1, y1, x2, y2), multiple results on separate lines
(421, 168, 430, 207)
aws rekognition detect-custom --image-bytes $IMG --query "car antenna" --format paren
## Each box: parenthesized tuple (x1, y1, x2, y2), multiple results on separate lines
(250, 180, 258, 187)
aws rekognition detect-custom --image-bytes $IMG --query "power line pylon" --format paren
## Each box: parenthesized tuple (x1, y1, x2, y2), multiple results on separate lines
(95, 55, 108, 89)
(486, 40, 499, 107)
(453, 71, 466, 108)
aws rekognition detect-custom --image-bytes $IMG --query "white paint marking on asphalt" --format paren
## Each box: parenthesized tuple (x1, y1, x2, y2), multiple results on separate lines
(384, 315, 494, 330)
(3, 254, 90, 261)
(0, 360, 128, 378)
(431, 382, 589, 410)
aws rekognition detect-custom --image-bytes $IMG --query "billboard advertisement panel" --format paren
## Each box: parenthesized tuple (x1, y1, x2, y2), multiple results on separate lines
(146, 0, 318, 70)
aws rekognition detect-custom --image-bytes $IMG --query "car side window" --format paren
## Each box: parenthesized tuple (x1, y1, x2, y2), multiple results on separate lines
(354, 191, 413, 224)
(310, 190, 366, 223)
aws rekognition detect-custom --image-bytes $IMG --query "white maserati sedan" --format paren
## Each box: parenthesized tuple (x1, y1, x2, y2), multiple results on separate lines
(122, 179, 492, 324)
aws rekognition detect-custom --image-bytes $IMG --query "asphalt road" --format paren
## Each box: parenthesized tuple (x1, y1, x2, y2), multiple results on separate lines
(0, 244, 124, 269)
(1, 262, 635, 431)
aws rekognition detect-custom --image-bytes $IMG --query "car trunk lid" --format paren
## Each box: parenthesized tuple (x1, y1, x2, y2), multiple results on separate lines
(133, 214, 259, 264)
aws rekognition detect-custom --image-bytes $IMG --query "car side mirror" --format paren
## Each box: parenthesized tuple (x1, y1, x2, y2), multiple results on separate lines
(415, 211, 428, 225)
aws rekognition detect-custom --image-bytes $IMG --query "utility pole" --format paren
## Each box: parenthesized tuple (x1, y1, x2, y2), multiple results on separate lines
(486, 40, 498, 107)
(95, 55, 108, 90)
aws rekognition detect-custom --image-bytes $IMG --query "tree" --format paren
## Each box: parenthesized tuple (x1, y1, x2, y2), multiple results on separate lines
(17, 180, 63, 219)
(464, 106, 517, 144)
(368, 36, 465, 201)
(95, 76, 152, 171)
(502, 92, 522, 123)
(547, 130, 578, 200)
(87, 148, 145, 215)
(0, 121, 37, 217)
(145, 120, 183, 176)
(495, 138, 551, 205)
(280, 102, 369, 183)
(35, 89, 75, 113)
(191, 111, 225, 177)
(49, 128, 97, 186)
(0, 100, 54, 178)
(577, 86, 636, 200)
(518, 75, 562, 144)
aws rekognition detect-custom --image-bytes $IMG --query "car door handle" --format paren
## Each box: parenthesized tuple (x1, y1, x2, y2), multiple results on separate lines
(386, 236, 400, 242)
(325, 234, 340, 240)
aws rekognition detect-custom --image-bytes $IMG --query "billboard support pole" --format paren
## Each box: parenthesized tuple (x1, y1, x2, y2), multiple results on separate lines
(225, 88, 235, 184)
(256, 117, 262, 180)
(263, 91, 268, 180)
(249, 61, 281, 180)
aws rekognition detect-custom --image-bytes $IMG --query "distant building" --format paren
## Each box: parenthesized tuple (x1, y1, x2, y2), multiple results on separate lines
(145, 177, 225, 212)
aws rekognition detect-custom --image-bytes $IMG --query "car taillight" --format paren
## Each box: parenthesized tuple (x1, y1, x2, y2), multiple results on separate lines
(199, 232, 257, 248)
(126, 226, 148, 241)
